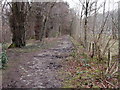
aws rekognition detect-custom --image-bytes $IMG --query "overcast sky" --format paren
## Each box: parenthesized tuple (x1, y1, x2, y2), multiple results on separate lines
(64, 0, 120, 13)
(4, 0, 120, 12)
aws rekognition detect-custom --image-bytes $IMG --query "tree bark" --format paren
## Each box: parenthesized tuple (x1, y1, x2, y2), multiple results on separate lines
(8, 2, 27, 48)
(118, 1, 120, 84)
(84, 0, 89, 49)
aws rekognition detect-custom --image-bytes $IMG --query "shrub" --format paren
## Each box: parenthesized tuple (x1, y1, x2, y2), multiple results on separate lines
(0, 43, 8, 69)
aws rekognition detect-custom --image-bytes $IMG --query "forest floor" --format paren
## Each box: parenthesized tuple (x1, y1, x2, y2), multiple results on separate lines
(2, 35, 73, 88)
(1, 35, 119, 88)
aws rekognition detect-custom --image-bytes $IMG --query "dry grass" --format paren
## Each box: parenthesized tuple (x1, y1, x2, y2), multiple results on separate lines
(61, 37, 119, 88)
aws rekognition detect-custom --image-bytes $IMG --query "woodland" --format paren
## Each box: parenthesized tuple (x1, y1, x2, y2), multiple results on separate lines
(0, 0, 119, 88)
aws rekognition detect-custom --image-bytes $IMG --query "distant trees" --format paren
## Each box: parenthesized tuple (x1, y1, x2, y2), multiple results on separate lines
(30, 2, 71, 41)
(31, 2, 47, 40)
(1, 1, 72, 47)
(32, 2, 56, 41)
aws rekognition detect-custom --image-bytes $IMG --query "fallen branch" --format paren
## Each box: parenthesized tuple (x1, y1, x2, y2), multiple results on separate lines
(105, 80, 116, 88)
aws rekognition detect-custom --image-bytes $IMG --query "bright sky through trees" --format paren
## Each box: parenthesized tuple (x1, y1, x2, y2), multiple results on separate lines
(64, 0, 120, 13)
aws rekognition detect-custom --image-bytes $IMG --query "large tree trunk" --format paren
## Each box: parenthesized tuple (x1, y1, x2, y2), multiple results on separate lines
(8, 2, 27, 48)
(9, 18, 26, 48)
(11, 25, 26, 47)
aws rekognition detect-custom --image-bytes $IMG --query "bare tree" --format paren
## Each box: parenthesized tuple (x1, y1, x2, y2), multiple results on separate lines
(32, 2, 71, 40)
(84, 0, 89, 49)
(118, 2, 120, 79)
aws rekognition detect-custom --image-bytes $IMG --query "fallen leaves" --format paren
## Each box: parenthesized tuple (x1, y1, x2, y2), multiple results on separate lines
(61, 55, 118, 88)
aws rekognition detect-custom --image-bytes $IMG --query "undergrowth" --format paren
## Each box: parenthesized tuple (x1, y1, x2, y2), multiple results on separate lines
(61, 37, 118, 88)
(0, 43, 8, 69)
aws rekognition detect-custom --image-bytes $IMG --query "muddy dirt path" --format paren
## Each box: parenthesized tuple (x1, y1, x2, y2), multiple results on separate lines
(2, 36, 73, 88)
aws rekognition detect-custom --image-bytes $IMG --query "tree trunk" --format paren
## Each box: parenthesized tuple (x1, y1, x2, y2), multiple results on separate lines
(8, 2, 27, 48)
(84, 1, 89, 49)
(9, 20, 26, 48)
(11, 25, 26, 47)
(118, 2, 120, 63)
(34, 24, 40, 40)
(118, 2, 120, 84)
